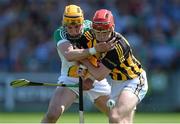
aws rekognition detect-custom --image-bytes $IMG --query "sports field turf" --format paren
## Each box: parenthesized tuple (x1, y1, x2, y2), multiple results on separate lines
(0, 112, 180, 123)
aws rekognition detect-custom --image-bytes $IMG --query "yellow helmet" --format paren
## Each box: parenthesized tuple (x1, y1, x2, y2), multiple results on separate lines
(62, 5, 84, 26)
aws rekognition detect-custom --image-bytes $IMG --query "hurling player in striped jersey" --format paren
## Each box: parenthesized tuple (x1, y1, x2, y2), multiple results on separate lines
(80, 9, 148, 123)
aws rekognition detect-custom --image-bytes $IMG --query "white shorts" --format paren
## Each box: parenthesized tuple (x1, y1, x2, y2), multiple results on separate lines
(57, 76, 111, 102)
(108, 71, 148, 102)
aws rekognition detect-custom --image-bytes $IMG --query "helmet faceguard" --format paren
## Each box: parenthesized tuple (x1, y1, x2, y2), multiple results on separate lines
(92, 9, 114, 31)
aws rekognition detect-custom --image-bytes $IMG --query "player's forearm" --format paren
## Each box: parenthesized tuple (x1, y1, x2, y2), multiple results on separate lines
(64, 49, 92, 61)
(80, 59, 109, 81)
(58, 42, 98, 61)
(58, 42, 97, 61)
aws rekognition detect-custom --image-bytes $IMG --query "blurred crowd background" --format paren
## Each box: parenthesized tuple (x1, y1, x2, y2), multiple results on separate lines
(0, 0, 180, 112)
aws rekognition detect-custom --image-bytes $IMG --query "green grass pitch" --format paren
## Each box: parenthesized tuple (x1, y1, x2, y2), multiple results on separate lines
(0, 112, 180, 123)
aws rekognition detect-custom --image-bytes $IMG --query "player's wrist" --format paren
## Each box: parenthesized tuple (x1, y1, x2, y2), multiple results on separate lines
(88, 75, 95, 81)
(88, 47, 97, 55)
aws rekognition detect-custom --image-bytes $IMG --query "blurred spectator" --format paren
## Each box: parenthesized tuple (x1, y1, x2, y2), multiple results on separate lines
(148, 28, 177, 70)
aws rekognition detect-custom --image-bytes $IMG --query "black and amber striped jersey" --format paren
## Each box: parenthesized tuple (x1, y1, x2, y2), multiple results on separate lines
(78, 30, 144, 80)
(100, 32, 144, 80)
(78, 30, 100, 67)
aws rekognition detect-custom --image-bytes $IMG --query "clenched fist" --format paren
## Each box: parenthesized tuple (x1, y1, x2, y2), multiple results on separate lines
(95, 37, 116, 52)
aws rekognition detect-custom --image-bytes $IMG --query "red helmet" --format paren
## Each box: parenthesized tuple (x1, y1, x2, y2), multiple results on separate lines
(92, 9, 114, 31)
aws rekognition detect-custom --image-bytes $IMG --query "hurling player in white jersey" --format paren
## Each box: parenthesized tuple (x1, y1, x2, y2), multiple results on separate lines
(41, 5, 115, 123)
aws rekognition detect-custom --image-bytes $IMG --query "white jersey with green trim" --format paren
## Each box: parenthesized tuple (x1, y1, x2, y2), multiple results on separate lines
(54, 20, 92, 77)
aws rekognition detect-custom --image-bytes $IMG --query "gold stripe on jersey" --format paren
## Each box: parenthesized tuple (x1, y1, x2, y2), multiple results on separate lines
(68, 65, 79, 78)
(84, 33, 92, 47)
(115, 44, 126, 63)
(117, 44, 126, 62)
(84, 31, 93, 41)
(84, 33, 99, 67)
(120, 63, 137, 79)
(111, 71, 118, 80)
(115, 44, 122, 59)
(86, 31, 93, 39)
(126, 54, 143, 74)
(84, 32, 95, 48)
(113, 68, 127, 80)
(93, 39, 97, 46)
(87, 40, 92, 48)
(119, 55, 143, 79)
(86, 38, 97, 50)
(110, 54, 144, 80)
(88, 56, 99, 67)
(119, 70, 128, 80)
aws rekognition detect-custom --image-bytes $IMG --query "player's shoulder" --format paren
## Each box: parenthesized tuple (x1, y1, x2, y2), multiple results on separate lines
(83, 28, 94, 41)
(83, 20, 92, 31)
(54, 26, 67, 41)
(114, 32, 130, 46)
(54, 26, 66, 34)
(114, 32, 123, 39)
(84, 20, 92, 25)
